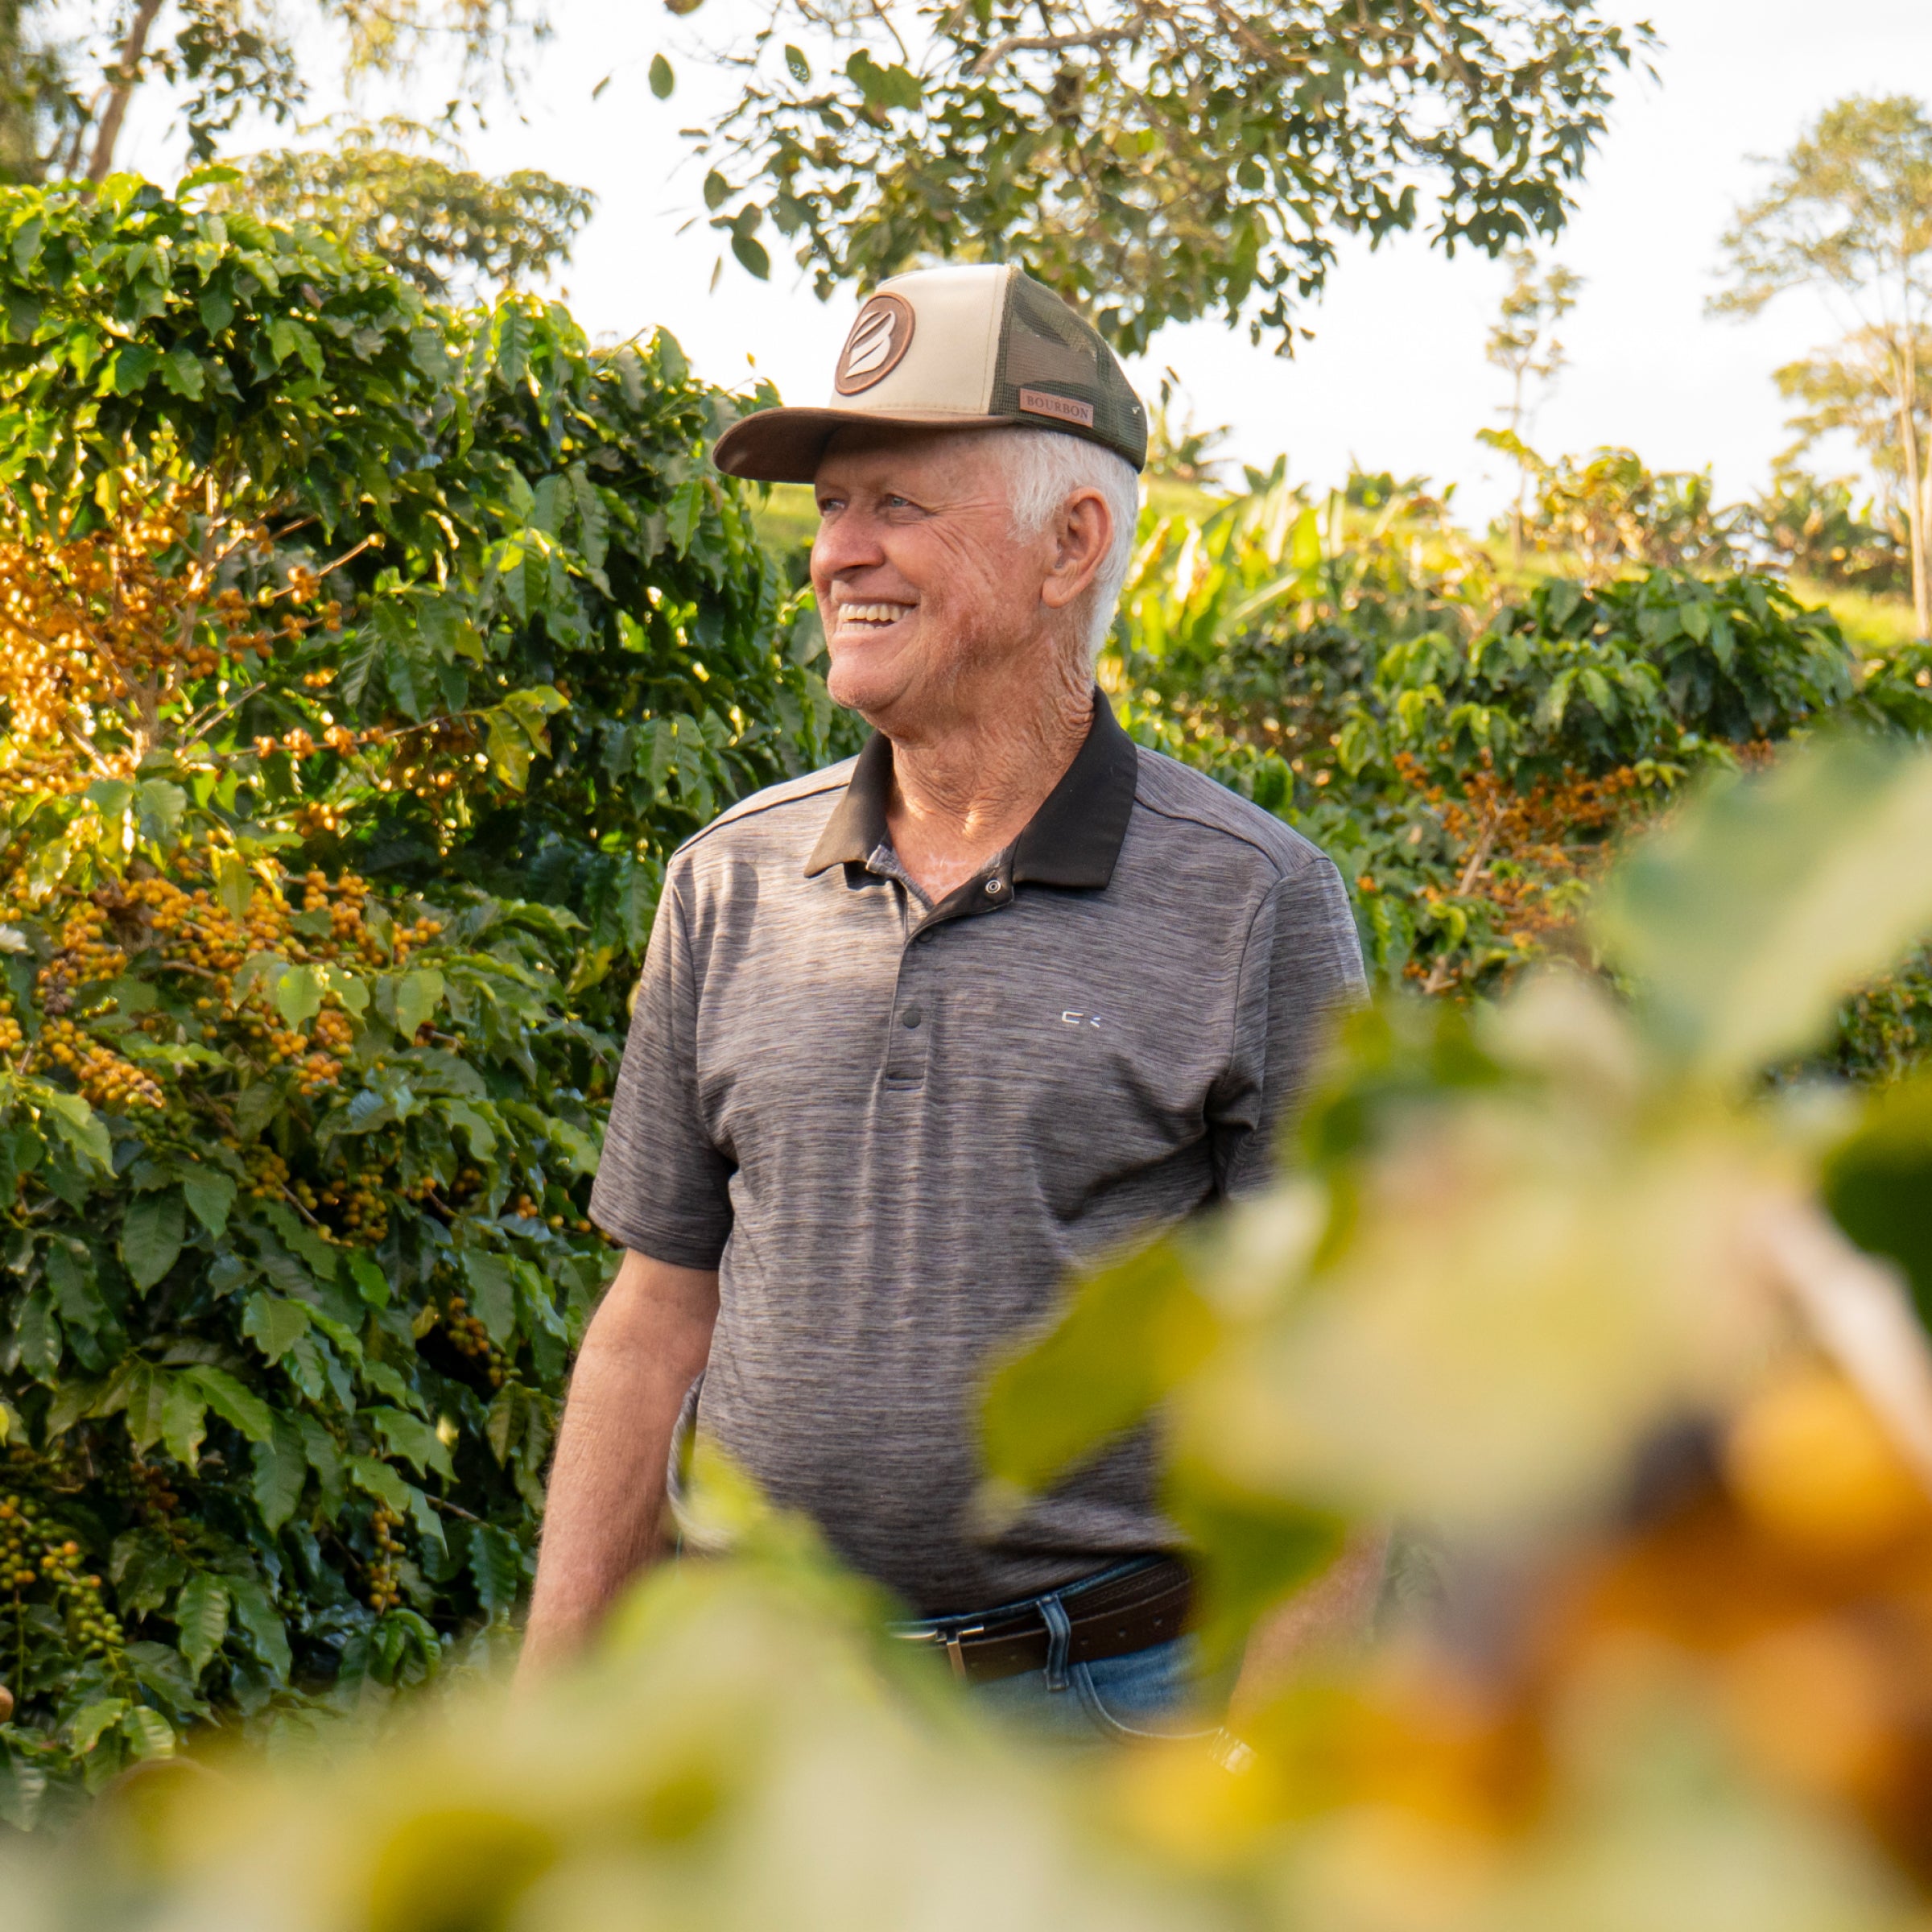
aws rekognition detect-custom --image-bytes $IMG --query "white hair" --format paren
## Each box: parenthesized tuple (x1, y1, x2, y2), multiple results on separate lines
(990, 428, 1140, 662)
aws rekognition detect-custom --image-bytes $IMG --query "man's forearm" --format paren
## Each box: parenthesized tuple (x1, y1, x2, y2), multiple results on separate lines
(518, 1249, 719, 1682)
(1228, 1529, 1389, 1724)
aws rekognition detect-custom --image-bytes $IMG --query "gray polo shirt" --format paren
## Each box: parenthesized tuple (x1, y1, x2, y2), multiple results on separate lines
(591, 696, 1364, 1615)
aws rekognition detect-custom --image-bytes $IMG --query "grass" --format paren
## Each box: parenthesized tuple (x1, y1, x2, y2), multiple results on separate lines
(1788, 578, 1922, 652)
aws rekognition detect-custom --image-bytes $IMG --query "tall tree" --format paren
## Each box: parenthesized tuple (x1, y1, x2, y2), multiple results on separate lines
(667, 0, 1653, 355)
(0, 0, 544, 187)
(218, 122, 593, 300)
(1484, 250, 1582, 559)
(1714, 95, 1932, 638)
(1771, 326, 1932, 585)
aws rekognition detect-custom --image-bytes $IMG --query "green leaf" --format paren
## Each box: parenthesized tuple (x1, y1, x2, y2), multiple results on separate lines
(120, 1706, 176, 1760)
(493, 303, 531, 386)
(982, 1238, 1219, 1493)
(1166, 1464, 1348, 1665)
(161, 1376, 208, 1467)
(547, 1119, 601, 1176)
(347, 1454, 412, 1516)
(845, 48, 920, 109)
(394, 968, 445, 1039)
(188, 1364, 274, 1444)
(242, 1290, 311, 1364)
(667, 477, 705, 557)
(485, 710, 534, 791)
(1593, 738, 1932, 1083)
(318, 963, 369, 1018)
(226, 1573, 293, 1681)
(252, 1414, 308, 1532)
(37, 1088, 110, 1170)
(14, 1292, 60, 1381)
(174, 1571, 230, 1677)
(107, 343, 158, 394)
(182, 1169, 237, 1236)
(469, 1522, 522, 1621)
(275, 964, 324, 1029)
(159, 346, 204, 399)
(368, 1406, 454, 1480)
(461, 1249, 517, 1344)
(783, 42, 810, 82)
(0, 1747, 47, 1829)
(122, 1360, 168, 1452)
(349, 1253, 390, 1307)
(730, 233, 771, 280)
(444, 1100, 497, 1158)
(121, 1187, 186, 1290)
(649, 52, 675, 98)
(1823, 1074, 1932, 1328)
(69, 1698, 128, 1755)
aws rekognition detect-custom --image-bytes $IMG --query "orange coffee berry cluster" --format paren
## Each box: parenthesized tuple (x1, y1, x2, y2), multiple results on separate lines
(443, 1294, 507, 1389)
(365, 1506, 405, 1612)
(0, 1495, 124, 1660)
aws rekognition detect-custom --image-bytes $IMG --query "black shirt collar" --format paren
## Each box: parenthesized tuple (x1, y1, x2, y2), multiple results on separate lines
(803, 691, 1139, 890)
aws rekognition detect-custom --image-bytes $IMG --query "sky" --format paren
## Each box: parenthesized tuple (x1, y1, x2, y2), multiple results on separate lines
(112, 0, 1932, 525)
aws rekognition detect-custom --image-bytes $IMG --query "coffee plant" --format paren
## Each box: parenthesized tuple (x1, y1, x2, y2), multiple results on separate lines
(0, 175, 847, 1823)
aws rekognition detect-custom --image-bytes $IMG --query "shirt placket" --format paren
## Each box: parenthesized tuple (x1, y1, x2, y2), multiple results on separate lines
(866, 844, 1017, 1091)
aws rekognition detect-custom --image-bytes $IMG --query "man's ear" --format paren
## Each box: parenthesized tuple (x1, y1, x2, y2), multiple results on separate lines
(1039, 488, 1113, 613)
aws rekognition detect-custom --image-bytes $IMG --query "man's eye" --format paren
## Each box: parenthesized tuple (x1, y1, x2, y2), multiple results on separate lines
(881, 494, 911, 510)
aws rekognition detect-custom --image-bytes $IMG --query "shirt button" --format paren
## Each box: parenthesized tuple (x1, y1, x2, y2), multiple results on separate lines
(902, 1006, 923, 1029)
(985, 878, 1005, 896)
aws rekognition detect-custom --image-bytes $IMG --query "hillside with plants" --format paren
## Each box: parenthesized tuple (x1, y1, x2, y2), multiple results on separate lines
(1103, 458, 1932, 1071)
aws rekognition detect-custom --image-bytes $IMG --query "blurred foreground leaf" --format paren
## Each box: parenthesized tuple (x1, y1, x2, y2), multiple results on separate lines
(1824, 1074, 1932, 1327)
(1594, 738, 1932, 1084)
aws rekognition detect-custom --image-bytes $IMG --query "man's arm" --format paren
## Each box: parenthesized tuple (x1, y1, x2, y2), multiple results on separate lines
(1228, 1529, 1389, 1724)
(518, 1249, 719, 1684)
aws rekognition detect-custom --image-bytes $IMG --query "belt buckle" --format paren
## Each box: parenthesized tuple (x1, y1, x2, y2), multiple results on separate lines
(889, 1619, 986, 1681)
(942, 1622, 985, 1680)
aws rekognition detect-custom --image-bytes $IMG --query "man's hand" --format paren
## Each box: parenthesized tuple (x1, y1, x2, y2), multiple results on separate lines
(1227, 1530, 1389, 1725)
(516, 1249, 719, 1690)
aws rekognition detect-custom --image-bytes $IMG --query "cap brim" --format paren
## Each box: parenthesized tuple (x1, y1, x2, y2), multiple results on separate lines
(712, 407, 1023, 484)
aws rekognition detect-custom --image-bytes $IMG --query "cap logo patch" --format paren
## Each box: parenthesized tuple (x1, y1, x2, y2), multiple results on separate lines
(835, 292, 916, 395)
(1018, 386, 1096, 427)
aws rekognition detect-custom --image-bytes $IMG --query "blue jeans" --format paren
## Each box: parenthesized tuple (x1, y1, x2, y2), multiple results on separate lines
(969, 1631, 1212, 1744)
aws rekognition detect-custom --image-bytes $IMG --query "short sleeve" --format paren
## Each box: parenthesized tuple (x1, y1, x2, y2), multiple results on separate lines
(1210, 853, 1367, 1199)
(588, 873, 735, 1269)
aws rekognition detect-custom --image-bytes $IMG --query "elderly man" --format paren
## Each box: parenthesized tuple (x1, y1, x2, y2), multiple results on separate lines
(521, 266, 1368, 1736)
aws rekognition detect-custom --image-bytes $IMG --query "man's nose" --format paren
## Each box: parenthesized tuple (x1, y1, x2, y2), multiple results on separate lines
(811, 508, 886, 579)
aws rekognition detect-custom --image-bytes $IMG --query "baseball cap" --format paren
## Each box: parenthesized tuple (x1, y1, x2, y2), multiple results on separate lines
(711, 263, 1149, 483)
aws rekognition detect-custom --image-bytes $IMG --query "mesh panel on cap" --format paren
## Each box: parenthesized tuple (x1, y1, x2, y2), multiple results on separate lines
(990, 274, 1148, 471)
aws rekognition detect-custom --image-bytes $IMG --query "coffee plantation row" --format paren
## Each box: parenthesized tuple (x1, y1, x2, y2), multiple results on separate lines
(1, 173, 1930, 1829)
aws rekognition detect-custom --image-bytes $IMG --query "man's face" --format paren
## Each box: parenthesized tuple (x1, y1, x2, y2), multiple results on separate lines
(809, 428, 1058, 730)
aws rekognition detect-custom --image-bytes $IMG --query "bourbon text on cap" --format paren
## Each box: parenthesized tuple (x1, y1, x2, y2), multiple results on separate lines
(1018, 387, 1096, 427)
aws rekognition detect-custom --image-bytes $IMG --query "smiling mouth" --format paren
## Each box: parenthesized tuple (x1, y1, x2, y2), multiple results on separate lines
(833, 602, 914, 630)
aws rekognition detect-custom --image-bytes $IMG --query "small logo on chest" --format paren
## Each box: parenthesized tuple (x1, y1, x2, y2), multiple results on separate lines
(1061, 1010, 1104, 1029)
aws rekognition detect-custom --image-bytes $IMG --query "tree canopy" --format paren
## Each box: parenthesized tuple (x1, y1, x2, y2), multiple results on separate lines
(216, 126, 594, 300)
(1715, 95, 1932, 634)
(0, 0, 547, 185)
(679, 0, 1654, 353)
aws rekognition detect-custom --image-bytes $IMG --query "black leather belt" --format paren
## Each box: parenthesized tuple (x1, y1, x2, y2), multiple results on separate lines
(890, 1556, 1194, 1684)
